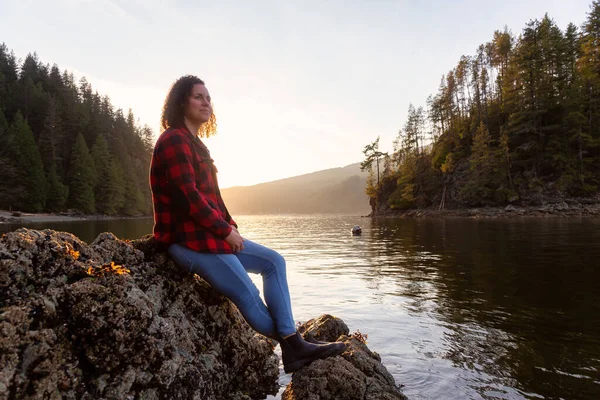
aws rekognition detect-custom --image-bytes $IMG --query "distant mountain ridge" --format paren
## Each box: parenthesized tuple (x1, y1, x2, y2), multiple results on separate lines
(221, 163, 370, 215)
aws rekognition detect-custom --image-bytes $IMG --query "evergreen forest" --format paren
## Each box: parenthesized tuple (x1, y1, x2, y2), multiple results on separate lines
(0, 45, 154, 215)
(362, 2, 600, 211)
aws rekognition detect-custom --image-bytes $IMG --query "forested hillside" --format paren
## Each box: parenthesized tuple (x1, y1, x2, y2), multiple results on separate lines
(0, 45, 153, 215)
(221, 163, 370, 215)
(363, 2, 600, 213)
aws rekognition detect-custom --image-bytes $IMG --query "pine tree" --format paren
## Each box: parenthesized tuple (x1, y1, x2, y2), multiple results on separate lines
(46, 65, 63, 97)
(0, 107, 24, 208)
(59, 70, 85, 179)
(499, 127, 513, 189)
(121, 176, 144, 216)
(68, 133, 96, 213)
(0, 44, 19, 116)
(140, 124, 155, 153)
(11, 111, 47, 212)
(365, 170, 377, 198)
(579, 1, 600, 168)
(390, 105, 430, 209)
(360, 136, 388, 210)
(460, 123, 500, 205)
(119, 156, 145, 216)
(361, 137, 386, 187)
(0, 107, 10, 150)
(37, 97, 62, 173)
(112, 159, 126, 211)
(45, 163, 69, 212)
(18, 54, 49, 138)
(470, 122, 493, 171)
(492, 28, 513, 115)
(92, 134, 122, 214)
(37, 98, 69, 211)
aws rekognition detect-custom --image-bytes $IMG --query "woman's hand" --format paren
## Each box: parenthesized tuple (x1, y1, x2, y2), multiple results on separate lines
(225, 229, 244, 252)
(230, 225, 244, 239)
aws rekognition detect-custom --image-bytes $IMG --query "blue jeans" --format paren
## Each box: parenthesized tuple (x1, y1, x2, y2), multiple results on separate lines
(168, 240, 296, 337)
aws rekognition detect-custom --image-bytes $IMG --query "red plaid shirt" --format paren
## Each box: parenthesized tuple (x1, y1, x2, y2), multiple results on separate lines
(150, 126, 237, 253)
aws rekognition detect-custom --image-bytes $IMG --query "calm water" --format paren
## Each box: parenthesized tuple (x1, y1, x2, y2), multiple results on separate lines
(2, 215, 600, 400)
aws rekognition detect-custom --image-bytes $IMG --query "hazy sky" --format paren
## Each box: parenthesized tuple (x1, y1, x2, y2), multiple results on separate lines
(0, 0, 595, 188)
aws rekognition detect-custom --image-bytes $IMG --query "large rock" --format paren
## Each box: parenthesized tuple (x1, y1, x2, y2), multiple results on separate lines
(284, 315, 407, 400)
(1, 229, 408, 400)
(0, 229, 279, 400)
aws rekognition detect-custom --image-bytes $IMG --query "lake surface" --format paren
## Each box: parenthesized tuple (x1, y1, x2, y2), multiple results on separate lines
(2, 215, 600, 399)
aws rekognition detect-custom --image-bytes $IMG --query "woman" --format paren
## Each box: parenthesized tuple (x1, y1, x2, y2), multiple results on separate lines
(150, 75, 346, 373)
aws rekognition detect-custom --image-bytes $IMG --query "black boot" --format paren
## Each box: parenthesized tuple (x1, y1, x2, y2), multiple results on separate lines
(278, 332, 346, 373)
(303, 331, 329, 345)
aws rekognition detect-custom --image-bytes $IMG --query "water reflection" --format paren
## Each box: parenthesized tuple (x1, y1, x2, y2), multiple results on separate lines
(368, 217, 600, 399)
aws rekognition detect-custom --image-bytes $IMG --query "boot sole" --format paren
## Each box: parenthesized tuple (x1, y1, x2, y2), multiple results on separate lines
(283, 343, 346, 374)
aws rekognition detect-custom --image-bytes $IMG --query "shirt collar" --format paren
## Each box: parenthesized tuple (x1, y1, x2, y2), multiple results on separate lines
(177, 125, 211, 158)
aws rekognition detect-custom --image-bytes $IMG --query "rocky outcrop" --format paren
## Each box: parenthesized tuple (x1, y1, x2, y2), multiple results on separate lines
(1, 229, 407, 400)
(0, 229, 279, 400)
(285, 314, 407, 400)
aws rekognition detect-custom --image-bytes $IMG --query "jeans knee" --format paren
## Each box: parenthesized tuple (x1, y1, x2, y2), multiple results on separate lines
(267, 251, 286, 275)
(239, 284, 262, 304)
(236, 292, 276, 336)
(274, 251, 286, 268)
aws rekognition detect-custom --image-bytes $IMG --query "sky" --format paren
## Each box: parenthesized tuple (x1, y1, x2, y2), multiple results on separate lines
(0, 0, 595, 188)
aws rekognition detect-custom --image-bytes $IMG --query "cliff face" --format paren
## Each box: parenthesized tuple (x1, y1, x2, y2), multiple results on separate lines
(0, 229, 279, 400)
(0, 229, 407, 400)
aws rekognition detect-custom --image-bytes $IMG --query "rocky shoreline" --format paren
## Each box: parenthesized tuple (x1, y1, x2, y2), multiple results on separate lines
(0, 228, 407, 400)
(0, 210, 151, 225)
(369, 200, 600, 219)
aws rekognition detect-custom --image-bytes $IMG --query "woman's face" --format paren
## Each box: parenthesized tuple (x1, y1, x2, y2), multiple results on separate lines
(184, 83, 212, 125)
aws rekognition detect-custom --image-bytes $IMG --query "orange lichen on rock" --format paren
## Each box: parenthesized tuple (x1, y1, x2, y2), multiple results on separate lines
(86, 261, 130, 277)
(67, 248, 80, 260)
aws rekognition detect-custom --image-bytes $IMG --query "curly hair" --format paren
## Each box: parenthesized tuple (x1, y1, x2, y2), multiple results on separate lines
(160, 75, 217, 138)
